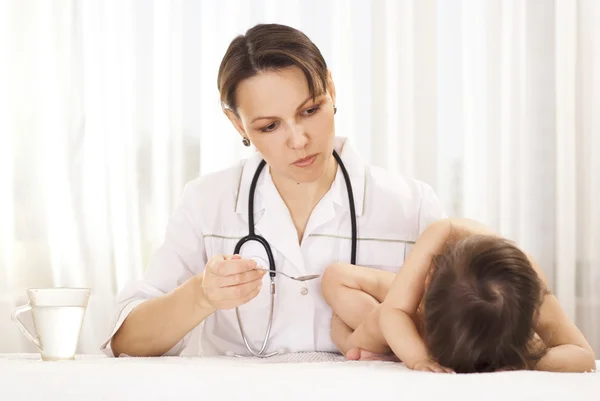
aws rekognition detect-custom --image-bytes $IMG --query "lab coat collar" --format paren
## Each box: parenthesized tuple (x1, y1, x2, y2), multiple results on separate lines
(232, 137, 366, 274)
(234, 150, 268, 217)
(330, 136, 366, 217)
(234, 154, 305, 272)
(233, 136, 366, 217)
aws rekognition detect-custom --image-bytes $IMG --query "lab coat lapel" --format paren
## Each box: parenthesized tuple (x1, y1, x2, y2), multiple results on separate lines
(303, 138, 366, 239)
(234, 152, 265, 217)
(301, 189, 336, 242)
(235, 155, 305, 273)
(254, 175, 307, 275)
(233, 137, 366, 275)
(330, 138, 366, 217)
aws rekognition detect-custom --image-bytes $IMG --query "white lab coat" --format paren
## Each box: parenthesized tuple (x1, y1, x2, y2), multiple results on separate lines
(101, 137, 446, 357)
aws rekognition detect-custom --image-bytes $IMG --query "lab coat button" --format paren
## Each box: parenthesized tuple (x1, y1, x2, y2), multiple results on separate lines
(300, 287, 308, 295)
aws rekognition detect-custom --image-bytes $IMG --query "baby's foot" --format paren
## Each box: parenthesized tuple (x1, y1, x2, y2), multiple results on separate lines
(346, 348, 399, 362)
(345, 347, 361, 360)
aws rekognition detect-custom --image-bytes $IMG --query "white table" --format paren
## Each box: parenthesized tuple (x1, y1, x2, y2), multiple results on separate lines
(0, 353, 598, 401)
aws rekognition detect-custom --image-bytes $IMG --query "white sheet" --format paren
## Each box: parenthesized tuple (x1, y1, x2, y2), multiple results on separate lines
(0, 353, 598, 401)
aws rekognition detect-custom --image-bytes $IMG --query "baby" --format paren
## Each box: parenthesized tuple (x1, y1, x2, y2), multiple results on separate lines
(321, 218, 596, 373)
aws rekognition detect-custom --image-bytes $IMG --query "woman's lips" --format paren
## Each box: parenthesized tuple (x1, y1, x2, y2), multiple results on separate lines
(292, 154, 317, 167)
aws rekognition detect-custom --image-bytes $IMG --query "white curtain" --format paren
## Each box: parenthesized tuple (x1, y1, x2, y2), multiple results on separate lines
(1, 0, 598, 355)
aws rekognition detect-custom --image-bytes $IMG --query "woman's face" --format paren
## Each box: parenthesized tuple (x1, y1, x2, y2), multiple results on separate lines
(226, 66, 337, 184)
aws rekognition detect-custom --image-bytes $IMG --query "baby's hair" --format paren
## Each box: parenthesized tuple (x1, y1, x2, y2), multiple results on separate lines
(422, 235, 548, 373)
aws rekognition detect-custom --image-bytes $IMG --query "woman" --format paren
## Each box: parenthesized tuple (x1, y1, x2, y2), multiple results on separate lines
(322, 218, 596, 373)
(101, 23, 445, 358)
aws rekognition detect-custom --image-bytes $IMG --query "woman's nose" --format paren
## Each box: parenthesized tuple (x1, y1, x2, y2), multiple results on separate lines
(288, 122, 308, 149)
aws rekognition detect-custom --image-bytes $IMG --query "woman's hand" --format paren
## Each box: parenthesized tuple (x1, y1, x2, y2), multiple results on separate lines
(199, 254, 266, 311)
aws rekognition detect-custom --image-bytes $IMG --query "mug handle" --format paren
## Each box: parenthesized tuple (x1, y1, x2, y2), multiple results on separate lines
(10, 303, 41, 350)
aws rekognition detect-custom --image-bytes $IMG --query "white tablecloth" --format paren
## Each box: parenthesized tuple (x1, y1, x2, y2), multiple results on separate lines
(0, 353, 598, 401)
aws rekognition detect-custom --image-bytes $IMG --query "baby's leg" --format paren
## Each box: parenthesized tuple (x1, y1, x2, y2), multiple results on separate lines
(322, 263, 395, 356)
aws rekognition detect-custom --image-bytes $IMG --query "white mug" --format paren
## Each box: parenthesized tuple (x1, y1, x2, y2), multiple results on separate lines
(11, 288, 91, 361)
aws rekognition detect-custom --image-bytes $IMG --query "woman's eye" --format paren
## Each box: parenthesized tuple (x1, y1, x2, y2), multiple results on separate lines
(261, 122, 278, 132)
(304, 106, 320, 116)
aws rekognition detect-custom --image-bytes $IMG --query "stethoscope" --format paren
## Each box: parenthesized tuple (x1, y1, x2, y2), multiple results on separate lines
(229, 149, 357, 357)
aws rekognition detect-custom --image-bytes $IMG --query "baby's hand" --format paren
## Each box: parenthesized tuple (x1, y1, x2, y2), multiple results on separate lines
(412, 359, 455, 373)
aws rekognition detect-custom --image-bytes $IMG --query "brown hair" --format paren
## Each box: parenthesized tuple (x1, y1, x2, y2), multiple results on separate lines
(423, 235, 547, 373)
(217, 24, 329, 115)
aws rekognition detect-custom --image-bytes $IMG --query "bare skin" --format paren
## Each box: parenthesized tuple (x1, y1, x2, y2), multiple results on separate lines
(322, 218, 596, 373)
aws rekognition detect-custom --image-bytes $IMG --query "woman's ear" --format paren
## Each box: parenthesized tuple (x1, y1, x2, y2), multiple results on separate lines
(224, 108, 247, 141)
(327, 69, 337, 107)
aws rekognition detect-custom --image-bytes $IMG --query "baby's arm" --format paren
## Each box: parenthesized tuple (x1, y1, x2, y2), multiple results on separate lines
(379, 218, 496, 370)
(527, 257, 596, 372)
(379, 219, 451, 369)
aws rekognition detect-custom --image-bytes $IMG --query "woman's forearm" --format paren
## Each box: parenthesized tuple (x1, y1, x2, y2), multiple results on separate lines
(379, 306, 429, 368)
(111, 275, 216, 357)
(535, 344, 596, 373)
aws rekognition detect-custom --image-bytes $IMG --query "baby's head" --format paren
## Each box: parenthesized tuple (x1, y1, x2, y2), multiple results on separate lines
(422, 235, 546, 373)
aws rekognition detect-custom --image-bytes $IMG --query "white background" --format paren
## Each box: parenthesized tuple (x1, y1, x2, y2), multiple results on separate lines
(0, 0, 598, 355)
